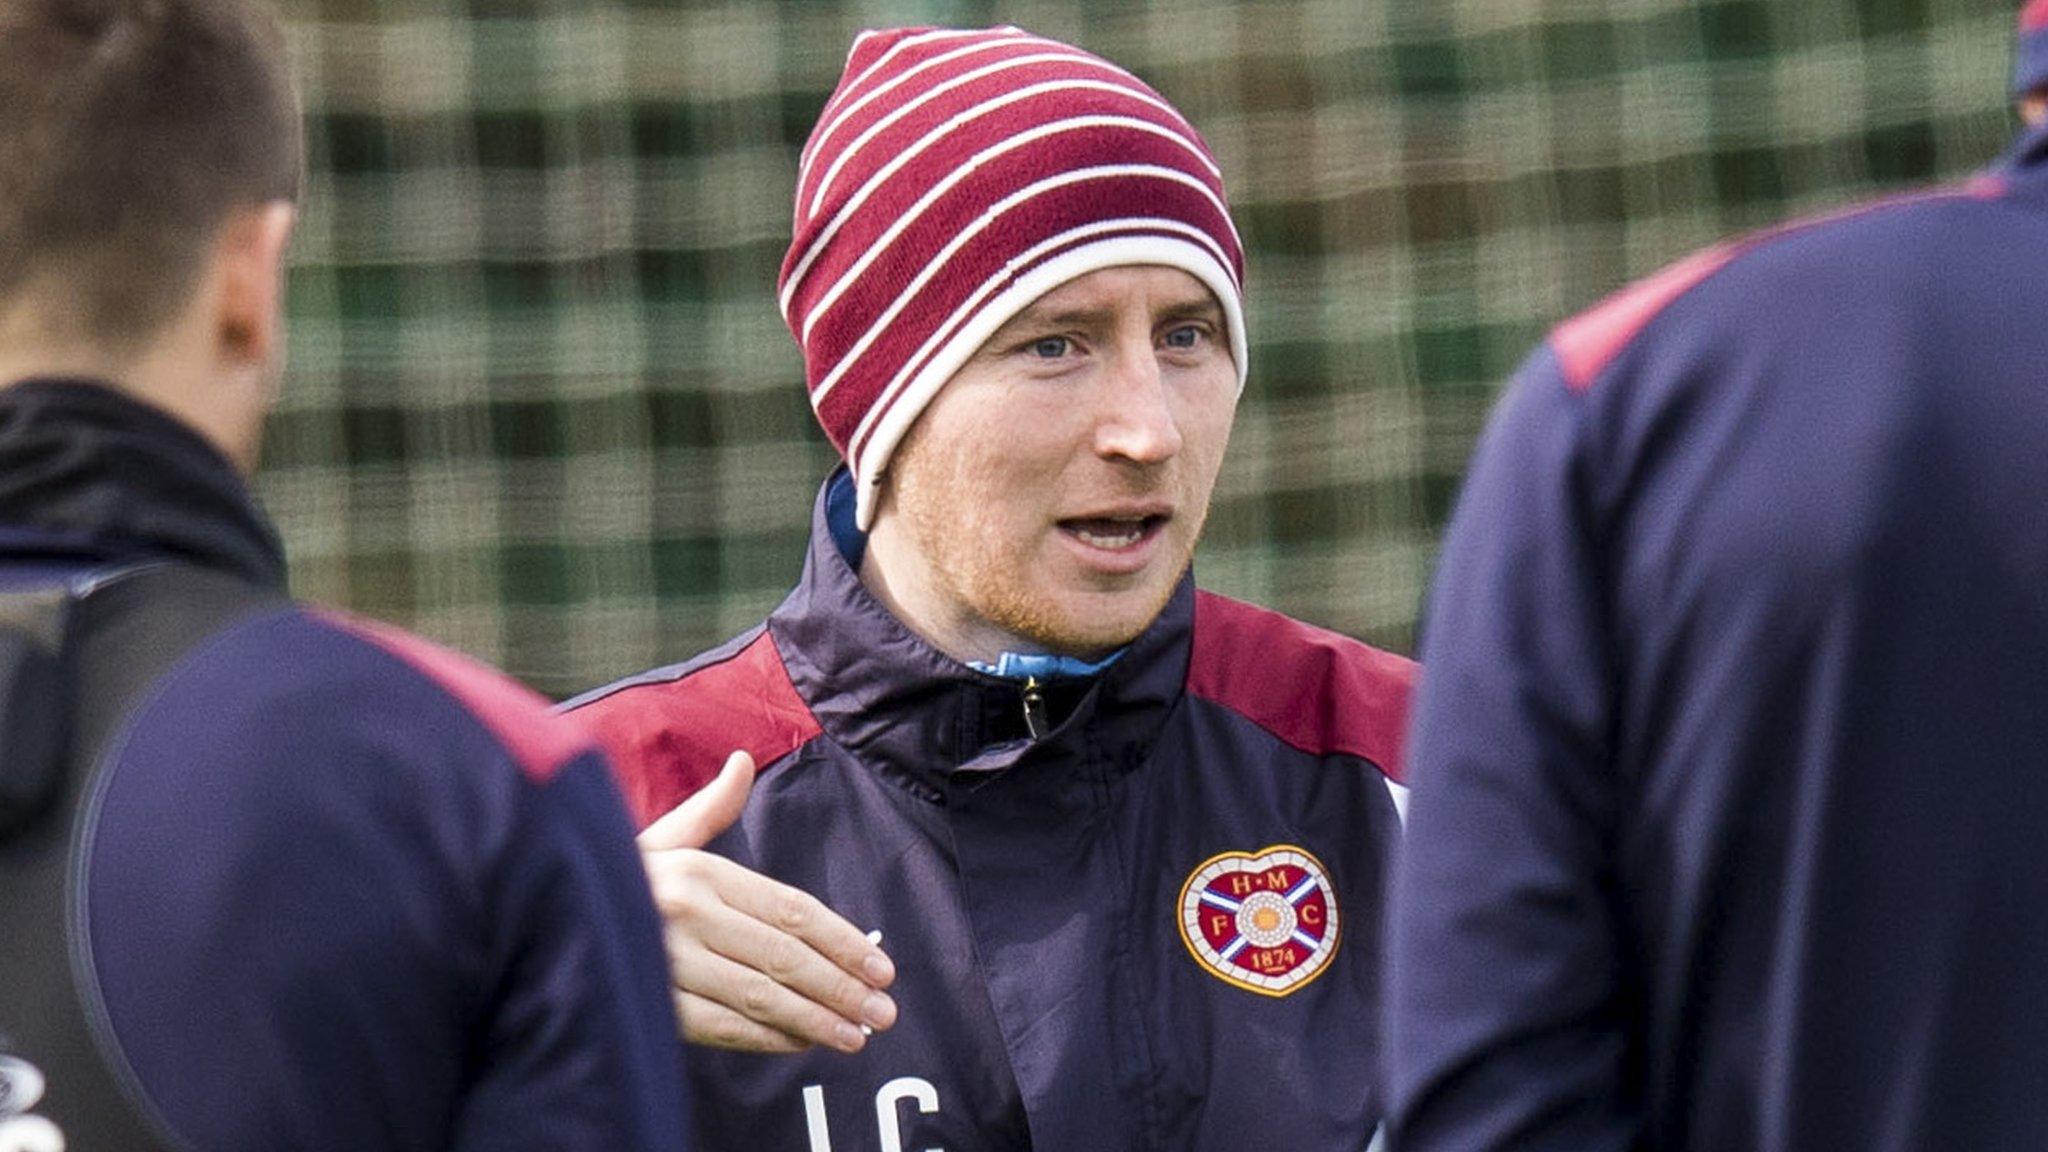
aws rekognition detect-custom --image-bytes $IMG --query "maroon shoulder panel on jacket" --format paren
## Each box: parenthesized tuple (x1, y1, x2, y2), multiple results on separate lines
(316, 610, 595, 784)
(1548, 174, 2008, 392)
(2028, 0, 2048, 31)
(570, 631, 824, 829)
(1549, 242, 1743, 392)
(1185, 591, 1417, 783)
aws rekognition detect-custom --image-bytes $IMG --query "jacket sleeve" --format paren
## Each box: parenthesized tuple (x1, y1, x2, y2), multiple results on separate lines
(450, 747, 690, 1151)
(81, 613, 687, 1152)
(1384, 350, 1639, 1152)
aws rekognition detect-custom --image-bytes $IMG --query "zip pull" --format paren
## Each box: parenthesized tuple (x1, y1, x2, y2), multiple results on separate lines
(1021, 675, 1050, 740)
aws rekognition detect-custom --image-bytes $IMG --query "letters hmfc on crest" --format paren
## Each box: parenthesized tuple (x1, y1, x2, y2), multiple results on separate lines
(1176, 844, 1340, 997)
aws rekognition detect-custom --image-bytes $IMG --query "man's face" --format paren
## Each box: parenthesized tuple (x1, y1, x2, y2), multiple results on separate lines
(870, 264, 1238, 661)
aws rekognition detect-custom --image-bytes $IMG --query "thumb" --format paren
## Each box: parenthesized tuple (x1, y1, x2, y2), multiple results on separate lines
(637, 750, 757, 851)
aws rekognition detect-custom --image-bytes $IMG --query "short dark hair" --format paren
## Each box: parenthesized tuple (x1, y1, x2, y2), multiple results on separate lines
(0, 0, 301, 347)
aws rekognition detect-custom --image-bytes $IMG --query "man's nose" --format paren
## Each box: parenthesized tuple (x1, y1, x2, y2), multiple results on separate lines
(1093, 349, 1184, 465)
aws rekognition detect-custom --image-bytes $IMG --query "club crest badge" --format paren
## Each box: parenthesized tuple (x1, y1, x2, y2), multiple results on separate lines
(1178, 844, 1339, 996)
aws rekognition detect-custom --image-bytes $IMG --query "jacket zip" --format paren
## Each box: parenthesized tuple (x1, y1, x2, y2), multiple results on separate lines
(1021, 676, 1049, 740)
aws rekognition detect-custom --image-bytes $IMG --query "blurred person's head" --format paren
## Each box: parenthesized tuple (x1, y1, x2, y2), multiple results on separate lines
(2021, 0, 2048, 124)
(779, 26, 1246, 663)
(0, 0, 301, 472)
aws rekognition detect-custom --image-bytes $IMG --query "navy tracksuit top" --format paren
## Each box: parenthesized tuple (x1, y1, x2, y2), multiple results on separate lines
(0, 380, 688, 1151)
(570, 471, 1417, 1151)
(1389, 122, 2048, 1151)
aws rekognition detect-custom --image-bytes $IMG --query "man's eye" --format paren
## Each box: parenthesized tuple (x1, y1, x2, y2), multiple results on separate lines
(1164, 325, 1204, 349)
(1027, 336, 1071, 359)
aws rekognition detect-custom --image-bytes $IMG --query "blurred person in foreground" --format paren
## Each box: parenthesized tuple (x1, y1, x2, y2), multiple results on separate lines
(568, 25, 1415, 1151)
(1387, 6, 2048, 1151)
(0, 1, 687, 1147)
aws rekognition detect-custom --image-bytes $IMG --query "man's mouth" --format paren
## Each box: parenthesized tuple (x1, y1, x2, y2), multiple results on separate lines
(1059, 515, 1169, 552)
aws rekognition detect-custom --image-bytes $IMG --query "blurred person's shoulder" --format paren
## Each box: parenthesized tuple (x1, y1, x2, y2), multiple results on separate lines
(114, 604, 601, 801)
(78, 603, 683, 1152)
(305, 608, 599, 784)
(1546, 173, 2015, 396)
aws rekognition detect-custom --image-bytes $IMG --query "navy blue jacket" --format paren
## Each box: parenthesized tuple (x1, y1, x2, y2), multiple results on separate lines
(1388, 123, 2048, 1152)
(0, 380, 689, 1150)
(570, 472, 1416, 1151)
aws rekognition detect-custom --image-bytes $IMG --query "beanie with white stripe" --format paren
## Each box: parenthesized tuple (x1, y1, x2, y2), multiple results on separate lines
(779, 25, 1248, 530)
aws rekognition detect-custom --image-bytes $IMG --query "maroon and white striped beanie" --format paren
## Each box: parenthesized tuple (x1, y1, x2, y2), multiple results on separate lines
(780, 25, 1248, 529)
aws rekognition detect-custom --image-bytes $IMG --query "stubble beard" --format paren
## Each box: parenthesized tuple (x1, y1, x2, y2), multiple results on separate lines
(898, 463, 1205, 659)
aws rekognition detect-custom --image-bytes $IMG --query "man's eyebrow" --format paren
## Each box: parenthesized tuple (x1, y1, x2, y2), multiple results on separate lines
(1002, 296, 1223, 334)
(1155, 297, 1224, 323)
(1009, 304, 1117, 331)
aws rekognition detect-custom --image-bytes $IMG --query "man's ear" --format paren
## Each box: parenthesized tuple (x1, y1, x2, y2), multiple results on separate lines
(213, 201, 296, 371)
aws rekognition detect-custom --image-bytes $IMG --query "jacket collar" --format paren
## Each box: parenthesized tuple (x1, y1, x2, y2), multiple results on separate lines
(0, 378, 287, 590)
(767, 469, 1192, 799)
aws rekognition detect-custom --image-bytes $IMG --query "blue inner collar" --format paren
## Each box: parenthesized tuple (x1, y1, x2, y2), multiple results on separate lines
(968, 649, 1124, 681)
(825, 468, 868, 572)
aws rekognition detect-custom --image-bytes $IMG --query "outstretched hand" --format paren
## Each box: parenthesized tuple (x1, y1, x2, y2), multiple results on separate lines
(638, 750, 898, 1053)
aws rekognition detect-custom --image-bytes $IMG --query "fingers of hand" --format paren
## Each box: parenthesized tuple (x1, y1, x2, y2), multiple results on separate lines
(692, 897, 898, 1036)
(674, 947, 876, 1053)
(671, 989, 809, 1054)
(638, 750, 757, 851)
(713, 858, 897, 992)
(641, 850, 897, 1052)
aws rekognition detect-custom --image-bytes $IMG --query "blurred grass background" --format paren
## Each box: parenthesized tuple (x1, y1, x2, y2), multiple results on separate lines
(265, 0, 2026, 697)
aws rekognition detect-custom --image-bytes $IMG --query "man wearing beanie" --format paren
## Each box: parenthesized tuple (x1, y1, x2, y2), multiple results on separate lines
(1387, 7, 2048, 1152)
(569, 25, 1414, 1150)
